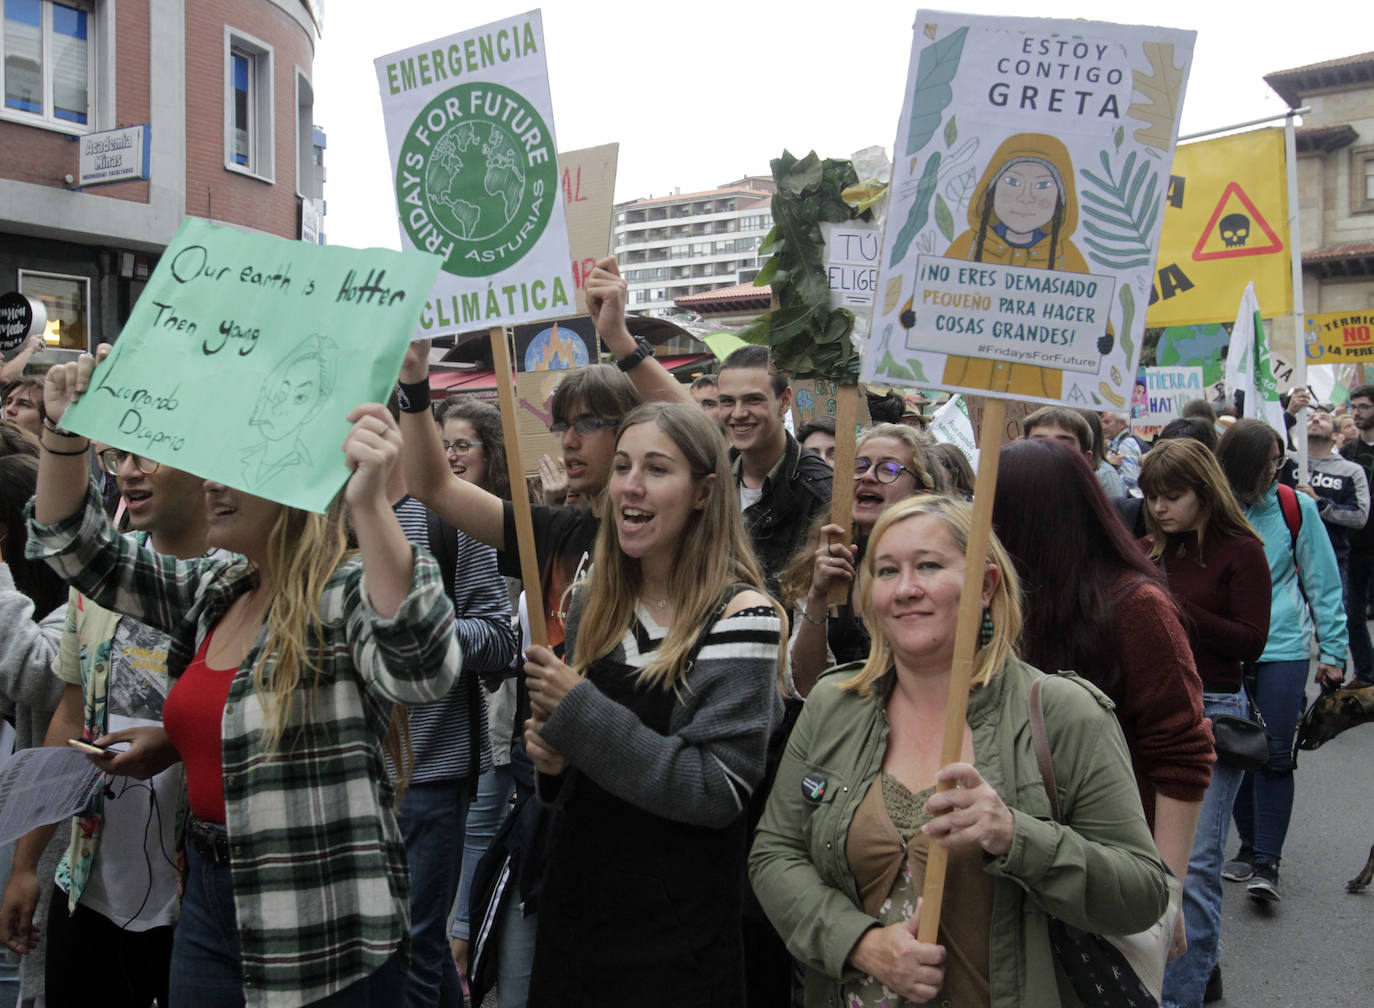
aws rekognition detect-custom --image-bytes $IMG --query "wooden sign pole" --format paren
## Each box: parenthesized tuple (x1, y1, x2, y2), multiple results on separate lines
(916, 396, 1006, 944)
(825, 382, 860, 606)
(489, 325, 549, 647)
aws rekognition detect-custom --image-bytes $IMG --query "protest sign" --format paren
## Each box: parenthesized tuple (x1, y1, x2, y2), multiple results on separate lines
(791, 378, 872, 435)
(1305, 310, 1374, 364)
(560, 144, 618, 317)
(1136, 365, 1203, 425)
(376, 11, 577, 336)
(865, 13, 1194, 412)
(61, 218, 440, 513)
(1146, 129, 1291, 327)
(822, 222, 882, 311)
(513, 315, 598, 373)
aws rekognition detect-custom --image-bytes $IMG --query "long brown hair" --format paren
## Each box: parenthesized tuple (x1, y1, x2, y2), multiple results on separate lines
(1138, 438, 1260, 563)
(571, 402, 784, 691)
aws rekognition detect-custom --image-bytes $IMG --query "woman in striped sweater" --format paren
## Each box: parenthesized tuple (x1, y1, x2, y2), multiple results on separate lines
(520, 402, 785, 1008)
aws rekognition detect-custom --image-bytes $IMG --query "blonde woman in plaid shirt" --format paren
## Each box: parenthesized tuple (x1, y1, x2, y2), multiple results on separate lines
(28, 351, 461, 1008)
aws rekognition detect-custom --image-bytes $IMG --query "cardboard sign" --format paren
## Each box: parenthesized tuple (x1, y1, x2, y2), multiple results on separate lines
(560, 143, 618, 317)
(865, 12, 1194, 412)
(791, 378, 872, 434)
(376, 11, 577, 337)
(60, 219, 441, 513)
(1146, 129, 1291, 327)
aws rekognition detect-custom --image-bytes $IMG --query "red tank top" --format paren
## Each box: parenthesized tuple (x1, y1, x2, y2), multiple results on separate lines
(163, 629, 237, 824)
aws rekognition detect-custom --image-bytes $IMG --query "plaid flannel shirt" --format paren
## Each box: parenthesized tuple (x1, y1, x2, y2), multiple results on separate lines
(28, 486, 462, 1008)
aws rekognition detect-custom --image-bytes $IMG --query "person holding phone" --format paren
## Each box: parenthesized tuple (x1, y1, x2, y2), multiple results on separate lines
(2, 446, 209, 1008)
(26, 349, 460, 1008)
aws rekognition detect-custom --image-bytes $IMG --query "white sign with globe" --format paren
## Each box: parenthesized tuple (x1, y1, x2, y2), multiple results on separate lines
(376, 10, 577, 337)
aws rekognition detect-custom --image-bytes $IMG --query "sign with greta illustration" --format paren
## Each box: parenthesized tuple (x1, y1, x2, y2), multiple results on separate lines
(376, 10, 577, 337)
(865, 12, 1195, 411)
(58, 219, 442, 514)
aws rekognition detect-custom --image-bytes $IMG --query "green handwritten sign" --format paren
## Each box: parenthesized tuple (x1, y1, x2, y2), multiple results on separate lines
(61, 218, 441, 513)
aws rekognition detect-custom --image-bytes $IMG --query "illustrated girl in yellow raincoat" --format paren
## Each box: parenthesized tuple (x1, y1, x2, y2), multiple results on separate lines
(901, 132, 1095, 400)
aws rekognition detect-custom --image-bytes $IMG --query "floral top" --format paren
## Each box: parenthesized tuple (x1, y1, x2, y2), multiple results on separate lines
(842, 773, 993, 1008)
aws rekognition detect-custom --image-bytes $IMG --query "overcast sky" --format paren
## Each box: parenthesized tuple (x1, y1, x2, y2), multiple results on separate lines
(312, 1, 1352, 250)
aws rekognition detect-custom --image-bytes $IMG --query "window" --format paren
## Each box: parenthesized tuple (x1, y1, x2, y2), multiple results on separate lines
(2, 0, 91, 128)
(225, 29, 273, 179)
(1352, 146, 1374, 215)
(20, 269, 89, 350)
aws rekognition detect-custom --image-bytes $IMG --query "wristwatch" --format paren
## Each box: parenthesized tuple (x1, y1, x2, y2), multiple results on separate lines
(615, 337, 655, 372)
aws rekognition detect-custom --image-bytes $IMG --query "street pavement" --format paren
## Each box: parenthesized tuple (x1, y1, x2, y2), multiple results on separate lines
(1214, 679, 1374, 1006)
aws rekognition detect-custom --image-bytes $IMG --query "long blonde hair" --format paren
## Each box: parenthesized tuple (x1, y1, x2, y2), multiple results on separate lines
(255, 500, 413, 789)
(843, 495, 1022, 697)
(571, 402, 785, 691)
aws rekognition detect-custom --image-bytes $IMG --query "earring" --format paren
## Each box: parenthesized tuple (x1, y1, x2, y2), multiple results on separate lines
(978, 607, 994, 649)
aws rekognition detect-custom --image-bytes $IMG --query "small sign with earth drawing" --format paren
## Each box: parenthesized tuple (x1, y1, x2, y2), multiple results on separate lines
(376, 10, 576, 337)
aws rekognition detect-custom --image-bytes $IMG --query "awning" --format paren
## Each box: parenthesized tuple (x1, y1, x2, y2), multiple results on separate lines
(427, 354, 712, 398)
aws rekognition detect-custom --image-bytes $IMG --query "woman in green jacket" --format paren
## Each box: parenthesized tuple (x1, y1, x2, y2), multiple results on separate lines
(749, 495, 1168, 1007)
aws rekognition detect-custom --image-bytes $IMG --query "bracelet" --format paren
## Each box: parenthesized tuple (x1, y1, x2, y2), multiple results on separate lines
(396, 380, 431, 414)
(41, 440, 89, 456)
(41, 418, 82, 438)
(797, 607, 826, 627)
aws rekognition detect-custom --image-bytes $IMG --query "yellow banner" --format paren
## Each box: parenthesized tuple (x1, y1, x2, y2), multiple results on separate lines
(1145, 129, 1292, 327)
(1305, 310, 1374, 363)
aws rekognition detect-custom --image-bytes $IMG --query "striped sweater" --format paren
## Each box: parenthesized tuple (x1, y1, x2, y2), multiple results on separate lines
(540, 592, 784, 827)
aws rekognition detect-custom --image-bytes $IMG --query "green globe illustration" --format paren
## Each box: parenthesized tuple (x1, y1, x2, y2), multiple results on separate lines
(425, 120, 526, 242)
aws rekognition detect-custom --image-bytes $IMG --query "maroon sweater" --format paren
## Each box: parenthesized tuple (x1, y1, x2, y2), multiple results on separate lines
(1144, 530, 1272, 692)
(1107, 575, 1215, 826)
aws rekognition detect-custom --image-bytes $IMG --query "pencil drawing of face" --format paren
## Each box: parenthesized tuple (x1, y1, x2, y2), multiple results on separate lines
(252, 335, 337, 443)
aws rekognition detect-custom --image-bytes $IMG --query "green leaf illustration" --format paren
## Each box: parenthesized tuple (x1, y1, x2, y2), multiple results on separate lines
(890, 152, 943, 267)
(879, 350, 919, 383)
(1079, 151, 1163, 272)
(944, 115, 958, 149)
(906, 27, 968, 157)
(935, 195, 954, 242)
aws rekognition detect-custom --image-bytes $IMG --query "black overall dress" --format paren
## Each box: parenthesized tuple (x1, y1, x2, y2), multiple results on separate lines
(526, 622, 748, 1008)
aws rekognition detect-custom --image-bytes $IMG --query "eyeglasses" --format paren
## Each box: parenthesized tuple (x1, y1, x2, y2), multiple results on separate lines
(1351, 402, 1374, 413)
(442, 439, 483, 456)
(548, 416, 616, 436)
(98, 449, 159, 476)
(854, 458, 916, 484)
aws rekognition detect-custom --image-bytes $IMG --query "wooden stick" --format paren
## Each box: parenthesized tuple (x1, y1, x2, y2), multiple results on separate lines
(916, 396, 1006, 944)
(489, 325, 549, 647)
(825, 382, 860, 607)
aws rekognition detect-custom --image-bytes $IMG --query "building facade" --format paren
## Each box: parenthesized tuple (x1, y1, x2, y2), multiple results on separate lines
(0, 0, 323, 353)
(1265, 52, 1374, 328)
(612, 175, 775, 318)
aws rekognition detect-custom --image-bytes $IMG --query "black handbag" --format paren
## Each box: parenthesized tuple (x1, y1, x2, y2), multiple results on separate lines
(1209, 681, 1269, 770)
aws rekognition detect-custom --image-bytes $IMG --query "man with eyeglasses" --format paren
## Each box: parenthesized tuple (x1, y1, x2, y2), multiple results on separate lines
(1339, 385, 1374, 688)
(1, 448, 208, 1008)
(398, 257, 690, 653)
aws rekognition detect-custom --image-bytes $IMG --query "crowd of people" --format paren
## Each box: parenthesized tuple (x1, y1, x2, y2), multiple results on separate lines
(0, 262, 1365, 1008)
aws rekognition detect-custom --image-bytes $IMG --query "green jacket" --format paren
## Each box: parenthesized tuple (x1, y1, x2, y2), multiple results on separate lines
(748, 658, 1168, 1008)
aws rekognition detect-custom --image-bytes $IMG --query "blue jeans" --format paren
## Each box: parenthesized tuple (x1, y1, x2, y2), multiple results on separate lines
(396, 779, 471, 1008)
(1162, 690, 1248, 1008)
(171, 841, 403, 1007)
(452, 764, 514, 943)
(1232, 660, 1308, 866)
(1348, 550, 1373, 681)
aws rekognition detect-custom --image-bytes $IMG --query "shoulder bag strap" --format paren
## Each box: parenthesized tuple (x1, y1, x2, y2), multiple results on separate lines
(1027, 676, 1064, 823)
